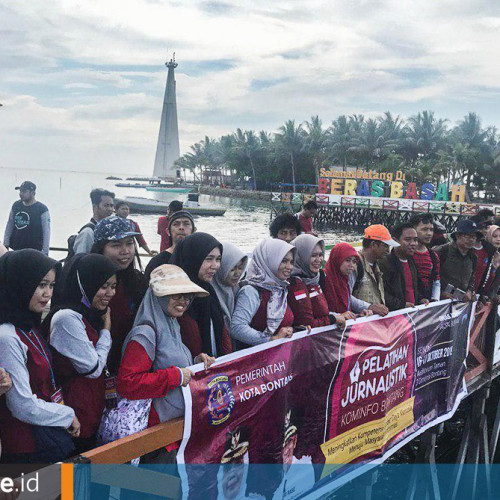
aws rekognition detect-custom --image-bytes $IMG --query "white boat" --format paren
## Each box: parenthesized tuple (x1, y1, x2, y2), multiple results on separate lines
(116, 196, 226, 216)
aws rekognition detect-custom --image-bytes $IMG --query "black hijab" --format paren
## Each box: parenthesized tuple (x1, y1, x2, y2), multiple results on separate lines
(170, 232, 225, 356)
(0, 249, 60, 331)
(47, 254, 118, 331)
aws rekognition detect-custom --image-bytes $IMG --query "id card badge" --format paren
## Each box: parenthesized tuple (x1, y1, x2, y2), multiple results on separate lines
(105, 374, 118, 409)
(51, 388, 65, 405)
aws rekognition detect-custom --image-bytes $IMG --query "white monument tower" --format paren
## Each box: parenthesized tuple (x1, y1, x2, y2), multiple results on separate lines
(153, 54, 180, 179)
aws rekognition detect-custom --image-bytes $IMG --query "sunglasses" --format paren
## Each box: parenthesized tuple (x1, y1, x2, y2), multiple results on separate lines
(169, 293, 195, 301)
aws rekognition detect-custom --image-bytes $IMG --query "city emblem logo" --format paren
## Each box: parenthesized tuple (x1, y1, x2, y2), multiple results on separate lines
(207, 374, 235, 426)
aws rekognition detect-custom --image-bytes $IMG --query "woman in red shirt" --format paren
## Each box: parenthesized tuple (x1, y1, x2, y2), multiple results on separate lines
(117, 264, 214, 463)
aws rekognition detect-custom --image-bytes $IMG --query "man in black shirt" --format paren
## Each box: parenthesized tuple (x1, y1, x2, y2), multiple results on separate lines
(3, 181, 50, 254)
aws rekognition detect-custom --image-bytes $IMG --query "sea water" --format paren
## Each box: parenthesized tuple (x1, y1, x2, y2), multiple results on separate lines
(0, 167, 360, 258)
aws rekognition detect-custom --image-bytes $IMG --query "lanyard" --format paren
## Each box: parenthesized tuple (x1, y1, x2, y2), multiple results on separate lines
(18, 328, 56, 390)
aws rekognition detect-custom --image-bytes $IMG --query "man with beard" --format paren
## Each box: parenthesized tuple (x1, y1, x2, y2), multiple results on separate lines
(272, 409, 315, 500)
(218, 427, 250, 500)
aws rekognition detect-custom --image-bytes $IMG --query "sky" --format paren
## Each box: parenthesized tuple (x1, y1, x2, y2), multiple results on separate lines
(1, 0, 499, 175)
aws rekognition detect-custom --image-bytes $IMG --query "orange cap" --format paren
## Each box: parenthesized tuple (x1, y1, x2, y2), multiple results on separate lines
(364, 224, 400, 247)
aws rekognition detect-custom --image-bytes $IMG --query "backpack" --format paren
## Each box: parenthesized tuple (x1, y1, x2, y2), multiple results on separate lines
(66, 222, 96, 261)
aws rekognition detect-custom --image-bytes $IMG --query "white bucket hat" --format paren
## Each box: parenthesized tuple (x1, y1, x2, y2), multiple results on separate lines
(149, 264, 209, 298)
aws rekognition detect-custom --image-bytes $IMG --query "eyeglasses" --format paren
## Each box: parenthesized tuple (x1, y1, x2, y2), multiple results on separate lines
(169, 293, 195, 301)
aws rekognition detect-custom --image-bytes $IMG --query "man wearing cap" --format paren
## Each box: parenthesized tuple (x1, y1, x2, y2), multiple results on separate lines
(272, 409, 314, 500)
(3, 181, 50, 254)
(157, 200, 183, 253)
(435, 219, 480, 301)
(145, 210, 196, 280)
(352, 225, 397, 316)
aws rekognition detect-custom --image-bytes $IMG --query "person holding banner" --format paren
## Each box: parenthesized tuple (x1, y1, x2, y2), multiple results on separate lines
(323, 243, 373, 320)
(117, 265, 215, 463)
(170, 232, 233, 358)
(288, 234, 340, 328)
(231, 239, 296, 347)
(212, 242, 249, 338)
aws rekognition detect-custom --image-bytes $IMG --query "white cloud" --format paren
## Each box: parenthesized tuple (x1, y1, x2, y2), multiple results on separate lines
(0, 0, 499, 173)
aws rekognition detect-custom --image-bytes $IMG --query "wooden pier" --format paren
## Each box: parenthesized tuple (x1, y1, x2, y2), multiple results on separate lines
(270, 192, 500, 232)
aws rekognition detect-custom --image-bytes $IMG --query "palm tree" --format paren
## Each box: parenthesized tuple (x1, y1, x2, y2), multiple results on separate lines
(275, 120, 305, 191)
(232, 129, 261, 190)
(325, 115, 353, 169)
(304, 115, 327, 184)
(401, 111, 448, 166)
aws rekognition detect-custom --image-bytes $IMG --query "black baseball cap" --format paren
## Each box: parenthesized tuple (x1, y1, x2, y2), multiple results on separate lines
(452, 219, 482, 239)
(15, 181, 36, 191)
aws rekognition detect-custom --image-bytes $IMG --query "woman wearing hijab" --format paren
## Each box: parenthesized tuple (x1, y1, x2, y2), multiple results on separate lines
(91, 215, 148, 374)
(479, 225, 500, 296)
(323, 243, 372, 320)
(170, 232, 233, 358)
(45, 254, 118, 453)
(231, 239, 296, 347)
(0, 250, 79, 463)
(117, 264, 215, 463)
(212, 242, 248, 335)
(288, 234, 339, 329)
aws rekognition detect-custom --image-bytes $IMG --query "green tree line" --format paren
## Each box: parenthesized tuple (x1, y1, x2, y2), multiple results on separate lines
(174, 111, 500, 201)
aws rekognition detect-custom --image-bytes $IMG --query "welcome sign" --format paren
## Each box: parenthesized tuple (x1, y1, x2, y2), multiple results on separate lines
(178, 300, 475, 499)
(318, 167, 466, 203)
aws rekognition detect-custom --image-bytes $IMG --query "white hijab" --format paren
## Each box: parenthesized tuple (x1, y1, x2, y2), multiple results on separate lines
(212, 242, 248, 331)
(291, 234, 325, 285)
(244, 238, 295, 334)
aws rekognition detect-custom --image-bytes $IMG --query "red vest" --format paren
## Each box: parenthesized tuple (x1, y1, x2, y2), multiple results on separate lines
(107, 282, 136, 374)
(52, 317, 105, 439)
(0, 328, 55, 454)
(249, 288, 294, 333)
(178, 314, 233, 359)
(288, 279, 330, 328)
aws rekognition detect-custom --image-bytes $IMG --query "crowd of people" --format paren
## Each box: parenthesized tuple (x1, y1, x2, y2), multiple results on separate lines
(0, 183, 499, 467)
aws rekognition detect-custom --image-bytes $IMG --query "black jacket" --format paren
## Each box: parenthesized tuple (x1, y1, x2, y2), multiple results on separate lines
(379, 251, 421, 311)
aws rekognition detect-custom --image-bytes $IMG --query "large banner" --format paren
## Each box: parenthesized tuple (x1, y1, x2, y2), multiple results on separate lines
(177, 300, 475, 499)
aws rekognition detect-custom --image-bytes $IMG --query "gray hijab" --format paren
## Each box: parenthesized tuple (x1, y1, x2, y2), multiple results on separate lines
(291, 234, 325, 285)
(244, 238, 295, 334)
(122, 288, 193, 422)
(212, 242, 248, 331)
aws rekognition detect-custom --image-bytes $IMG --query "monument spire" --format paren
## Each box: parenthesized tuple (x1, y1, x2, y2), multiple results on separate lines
(153, 53, 180, 179)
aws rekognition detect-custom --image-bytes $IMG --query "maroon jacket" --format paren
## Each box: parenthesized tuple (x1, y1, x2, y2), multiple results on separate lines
(0, 328, 55, 454)
(52, 318, 105, 439)
(287, 278, 331, 329)
(249, 289, 295, 332)
(178, 314, 233, 359)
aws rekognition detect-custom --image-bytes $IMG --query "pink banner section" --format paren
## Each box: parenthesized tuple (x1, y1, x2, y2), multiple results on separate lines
(178, 300, 474, 499)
